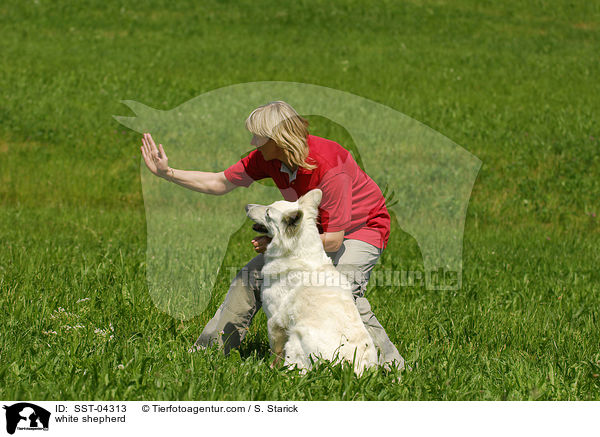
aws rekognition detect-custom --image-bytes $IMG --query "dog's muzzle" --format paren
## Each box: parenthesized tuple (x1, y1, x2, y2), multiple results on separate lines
(252, 223, 269, 234)
(246, 204, 269, 234)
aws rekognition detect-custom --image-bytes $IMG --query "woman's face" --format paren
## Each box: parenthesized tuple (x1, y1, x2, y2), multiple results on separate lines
(252, 135, 281, 161)
(250, 135, 269, 147)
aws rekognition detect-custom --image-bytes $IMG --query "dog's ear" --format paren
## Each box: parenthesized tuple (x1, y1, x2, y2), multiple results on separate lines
(298, 189, 322, 209)
(282, 209, 303, 232)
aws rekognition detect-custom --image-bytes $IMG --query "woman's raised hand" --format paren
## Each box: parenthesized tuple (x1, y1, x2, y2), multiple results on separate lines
(252, 235, 272, 253)
(141, 133, 170, 177)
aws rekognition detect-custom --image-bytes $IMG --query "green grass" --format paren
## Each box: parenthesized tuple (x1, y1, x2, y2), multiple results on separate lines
(1, 0, 599, 400)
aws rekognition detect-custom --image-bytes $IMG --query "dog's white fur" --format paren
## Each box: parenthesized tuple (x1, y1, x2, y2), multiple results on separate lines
(246, 189, 378, 375)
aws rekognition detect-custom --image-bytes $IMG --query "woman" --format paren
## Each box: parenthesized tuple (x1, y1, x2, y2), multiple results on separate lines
(140, 101, 404, 369)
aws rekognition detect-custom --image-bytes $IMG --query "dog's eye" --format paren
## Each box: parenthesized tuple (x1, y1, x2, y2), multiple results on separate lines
(266, 209, 271, 221)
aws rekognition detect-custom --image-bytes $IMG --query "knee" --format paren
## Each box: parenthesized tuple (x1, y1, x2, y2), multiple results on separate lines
(355, 296, 373, 318)
(221, 322, 243, 354)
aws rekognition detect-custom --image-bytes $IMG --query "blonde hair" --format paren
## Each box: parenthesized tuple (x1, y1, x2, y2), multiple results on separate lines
(245, 101, 316, 170)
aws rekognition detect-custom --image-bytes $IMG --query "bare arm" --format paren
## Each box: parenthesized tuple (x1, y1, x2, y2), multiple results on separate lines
(320, 231, 345, 253)
(166, 170, 237, 195)
(140, 133, 238, 195)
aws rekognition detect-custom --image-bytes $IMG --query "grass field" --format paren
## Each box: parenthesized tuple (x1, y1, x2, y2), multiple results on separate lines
(1, 0, 599, 400)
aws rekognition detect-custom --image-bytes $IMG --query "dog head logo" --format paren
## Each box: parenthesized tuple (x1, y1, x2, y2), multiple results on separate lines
(114, 81, 481, 319)
(3, 403, 51, 435)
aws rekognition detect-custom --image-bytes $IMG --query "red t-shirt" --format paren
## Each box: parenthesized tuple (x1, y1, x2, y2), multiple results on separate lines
(224, 135, 390, 249)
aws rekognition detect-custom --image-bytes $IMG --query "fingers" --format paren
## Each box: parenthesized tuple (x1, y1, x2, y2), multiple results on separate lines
(142, 133, 167, 165)
(141, 135, 152, 159)
(141, 137, 149, 161)
(251, 236, 271, 253)
(158, 143, 168, 159)
(145, 133, 159, 154)
(140, 136, 159, 174)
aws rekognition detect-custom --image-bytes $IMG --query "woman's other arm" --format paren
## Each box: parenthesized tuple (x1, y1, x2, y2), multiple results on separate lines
(141, 133, 238, 196)
(321, 231, 345, 253)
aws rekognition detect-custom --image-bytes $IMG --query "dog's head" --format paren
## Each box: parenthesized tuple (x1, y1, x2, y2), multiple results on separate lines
(245, 189, 323, 255)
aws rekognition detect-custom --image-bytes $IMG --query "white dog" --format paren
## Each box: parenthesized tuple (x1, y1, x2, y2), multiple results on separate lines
(245, 189, 378, 375)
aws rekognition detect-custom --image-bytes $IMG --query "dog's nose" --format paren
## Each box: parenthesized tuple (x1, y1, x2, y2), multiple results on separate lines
(245, 204, 258, 214)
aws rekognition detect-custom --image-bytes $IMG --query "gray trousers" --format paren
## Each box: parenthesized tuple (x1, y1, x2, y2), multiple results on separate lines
(192, 239, 404, 368)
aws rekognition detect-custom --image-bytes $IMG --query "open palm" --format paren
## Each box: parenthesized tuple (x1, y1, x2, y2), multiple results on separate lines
(140, 133, 169, 176)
